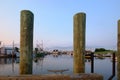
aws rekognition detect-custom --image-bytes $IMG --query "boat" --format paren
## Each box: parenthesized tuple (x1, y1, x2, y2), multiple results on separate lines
(85, 54, 92, 59)
(47, 69, 69, 74)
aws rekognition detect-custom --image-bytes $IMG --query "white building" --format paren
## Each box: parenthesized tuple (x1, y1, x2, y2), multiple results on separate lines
(0, 47, 13, 55)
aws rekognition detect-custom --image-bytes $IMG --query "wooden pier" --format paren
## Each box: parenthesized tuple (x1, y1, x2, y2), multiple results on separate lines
(0, 73, 103, 80)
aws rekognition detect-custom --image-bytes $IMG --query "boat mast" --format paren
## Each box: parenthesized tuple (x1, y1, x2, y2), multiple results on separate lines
(12, 41, 15, 55)
(0, 41, 1, 54)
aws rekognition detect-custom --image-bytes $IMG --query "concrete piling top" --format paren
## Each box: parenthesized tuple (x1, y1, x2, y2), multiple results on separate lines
(74, 12, 86, 18)
(21, 10, 34, 15)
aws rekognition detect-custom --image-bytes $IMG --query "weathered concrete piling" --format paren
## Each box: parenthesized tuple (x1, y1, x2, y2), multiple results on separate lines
(73, 13, 86, 73)
(117, 20, 120, 80)
(20, 10, 34, 74)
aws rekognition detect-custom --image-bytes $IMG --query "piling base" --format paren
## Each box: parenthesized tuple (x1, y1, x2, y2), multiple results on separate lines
(0, 73, 103, 80)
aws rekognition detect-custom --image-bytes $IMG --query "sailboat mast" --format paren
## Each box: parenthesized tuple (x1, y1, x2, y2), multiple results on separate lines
(12, 41, 15, 54)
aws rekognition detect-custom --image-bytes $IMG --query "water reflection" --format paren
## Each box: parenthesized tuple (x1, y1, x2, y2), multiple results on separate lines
(0, 58, 19, 64)
(0, 55, 117, 80)
(34, 58, 44, 71)
(0, 58, 19, 75)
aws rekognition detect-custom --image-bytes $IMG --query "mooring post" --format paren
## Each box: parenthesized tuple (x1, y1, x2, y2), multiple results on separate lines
(112, 52, 116, 76)
(91, 52, 94, 73)
(117, 20, 120, 80)
(73, 13, 86, 73)
(108, 52, 116, 80)
(20, 10, 34, 74)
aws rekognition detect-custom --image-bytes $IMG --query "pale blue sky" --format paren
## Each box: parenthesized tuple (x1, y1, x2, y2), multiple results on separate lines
(0, 0, 120, 49)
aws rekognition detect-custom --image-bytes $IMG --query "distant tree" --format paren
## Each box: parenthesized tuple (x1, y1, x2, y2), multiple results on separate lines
(95, 48, 106, 52)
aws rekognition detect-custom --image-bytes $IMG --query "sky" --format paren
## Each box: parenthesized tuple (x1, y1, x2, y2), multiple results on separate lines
(0, 0, 120, 50)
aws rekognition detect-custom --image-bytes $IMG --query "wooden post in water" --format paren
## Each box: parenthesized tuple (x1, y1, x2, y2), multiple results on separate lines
(73, 13, 86, 73)
(20, 10, 34, 74)
(91, 52, 94, 73)
(108, 52, 116, 80)
(117, 20, 120, 80)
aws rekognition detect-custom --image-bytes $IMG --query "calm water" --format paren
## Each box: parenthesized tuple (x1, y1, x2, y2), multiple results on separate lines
(0, 54, 117, 80)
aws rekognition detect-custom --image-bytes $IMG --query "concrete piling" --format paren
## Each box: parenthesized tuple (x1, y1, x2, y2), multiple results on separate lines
(117, 20, 120, 80)
(73, 13, 86, 73)
(20, 10, 34, 74)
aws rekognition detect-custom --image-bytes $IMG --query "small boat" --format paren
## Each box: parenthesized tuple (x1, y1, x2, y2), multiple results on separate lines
(85, 54, 92, 59)
(47, 69, 69, 74)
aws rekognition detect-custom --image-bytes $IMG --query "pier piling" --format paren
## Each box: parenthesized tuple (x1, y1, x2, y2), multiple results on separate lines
(117, 20, 120, 80)
(73, 13, 86, 73)
(20, 10, 34, 74)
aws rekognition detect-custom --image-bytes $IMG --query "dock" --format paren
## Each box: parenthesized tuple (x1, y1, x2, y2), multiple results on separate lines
(0, 73, 103, 80)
